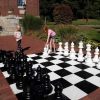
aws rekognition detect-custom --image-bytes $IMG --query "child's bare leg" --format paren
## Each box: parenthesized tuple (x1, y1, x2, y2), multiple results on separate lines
(49, 39, 52, 51)
(52, 39, 56, 52)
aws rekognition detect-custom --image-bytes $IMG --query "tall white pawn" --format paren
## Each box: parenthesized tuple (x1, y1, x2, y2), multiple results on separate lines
(85, 43, 91, 59)
(57, 42, 63, 55)
(64, 42, 69, 56)
(93, 47, 99, 63)
(96, 58, 100, 69)
(85, 44, 95, 67)
(77, 41, 84, 62)
(69, 42, 76, 59)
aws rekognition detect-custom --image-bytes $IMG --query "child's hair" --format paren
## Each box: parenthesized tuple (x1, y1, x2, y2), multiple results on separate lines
(16, 25, 21, 31)
(43, 26, 48, 33)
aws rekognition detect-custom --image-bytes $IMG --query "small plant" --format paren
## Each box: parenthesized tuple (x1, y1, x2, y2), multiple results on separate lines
(56, 25, 79, 42)
(21, 14, 43, 34)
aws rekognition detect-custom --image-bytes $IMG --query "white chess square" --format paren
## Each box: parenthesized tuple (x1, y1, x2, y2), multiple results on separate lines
(10, 83, 23, 94)
(35, 59, 48, 63)
(63, 85, 87, 100)
(63, 74, 84, 84)
(64, 66, 81, 73)
(47, 65, 62, 72)
(66, 60, 80, 65)
(2, 71, 9, 78)
(86, 76, 100, 87)
(27, 54, 38, 58)
(53, 55, 64, 59)
(48, 72, 61, 81)
(0, 63, 4, 68)
(50, 59, 63, 64)
(84, 68, 100, 75)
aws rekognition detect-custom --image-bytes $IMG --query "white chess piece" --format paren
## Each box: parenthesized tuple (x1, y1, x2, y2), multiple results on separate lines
(77, 41, 84, 62)
(57, 42, 63, 55)
(96, 58, 100, 69)
(64, 42, 69, 56)
(42, 45, 49, 57)
(69, 42, 76, 59)
(93, 47, 99, 63)
(85, 43, 91, 59)
(85, 43, 95, 67)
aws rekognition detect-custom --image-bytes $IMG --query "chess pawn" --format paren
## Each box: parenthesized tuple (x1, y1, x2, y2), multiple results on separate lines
(69, 42, 76, 59)
(93, 47, 99, 63)
(58, 42, 63, 52)
(85, 51, 95, 67)
(43, 45, 48, 57)
(35, 66, 43, 85)
(54, 83, 65, 100)
(85, 43, 91, 59)
(9, 57, 16, 81)
(16, 64, 24, 89)
(42, 73, 53, 95)
(26, 61, 35, 83)
(77, 41, 84, 62)
(23, 85, 32, 100)
(96, 59, 100, 69)
(64, 42, 69, 56)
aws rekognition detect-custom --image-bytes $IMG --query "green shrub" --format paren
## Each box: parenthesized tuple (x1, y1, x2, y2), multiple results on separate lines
(21, 15, 43, 34)
(56, 25, 79, 42)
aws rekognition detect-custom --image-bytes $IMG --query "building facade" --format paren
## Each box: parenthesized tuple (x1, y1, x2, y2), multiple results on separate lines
(0, 0, 39, 16)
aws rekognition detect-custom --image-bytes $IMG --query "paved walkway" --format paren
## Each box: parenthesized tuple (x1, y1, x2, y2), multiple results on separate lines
(0, 35, 45, 54)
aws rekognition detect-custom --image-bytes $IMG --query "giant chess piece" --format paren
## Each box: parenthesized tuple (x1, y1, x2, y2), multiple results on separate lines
(42, 45, 49, 57)
(35, 65, 43, 85)
(57, 42, 63, 55)
(9, 57, 16, 81)
(42, 73, 53, 95)
(77, 41, 84, 62)
(64, 42, 69, 56)
(85, 43, 95, 67)
(54, 83, 66, 100)
(23, 85, 32, 100)
(69, 42, 76, 60)
(85, 43, 91, 59)
(26, 61, 35, 83)
(16, 63, 24, 90)
(93, 47, 99, 63)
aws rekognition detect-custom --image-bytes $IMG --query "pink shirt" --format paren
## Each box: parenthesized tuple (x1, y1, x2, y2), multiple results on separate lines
(48, 29, 56, 36)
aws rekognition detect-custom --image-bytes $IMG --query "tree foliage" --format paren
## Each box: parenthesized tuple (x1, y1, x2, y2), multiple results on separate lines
(53, 4, 73, 24)
(40, 0, 100, 20)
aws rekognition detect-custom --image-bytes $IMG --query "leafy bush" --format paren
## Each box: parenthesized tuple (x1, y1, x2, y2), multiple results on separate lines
(56, 25, 79, 42)
(21, 15, 44, 34)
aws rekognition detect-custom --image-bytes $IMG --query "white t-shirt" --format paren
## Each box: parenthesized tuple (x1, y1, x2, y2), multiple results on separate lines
(14, 31, 22, 41)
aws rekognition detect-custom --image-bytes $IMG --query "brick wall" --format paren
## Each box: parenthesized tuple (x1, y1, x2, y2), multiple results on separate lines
(26, 0, 39, 16)
(0, 0, 39, 16)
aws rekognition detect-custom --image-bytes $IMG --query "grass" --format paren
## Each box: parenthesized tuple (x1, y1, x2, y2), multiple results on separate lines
(72, 19, 100, 25)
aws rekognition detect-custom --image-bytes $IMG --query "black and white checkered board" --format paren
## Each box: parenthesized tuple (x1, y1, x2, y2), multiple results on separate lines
(0, 52, 100, 100)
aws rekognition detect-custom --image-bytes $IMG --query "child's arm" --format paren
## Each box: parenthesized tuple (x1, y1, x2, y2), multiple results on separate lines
(45, 34, 50, 46)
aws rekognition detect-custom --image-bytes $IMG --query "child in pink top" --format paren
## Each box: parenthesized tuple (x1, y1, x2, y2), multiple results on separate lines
(44, 26, 56, 53)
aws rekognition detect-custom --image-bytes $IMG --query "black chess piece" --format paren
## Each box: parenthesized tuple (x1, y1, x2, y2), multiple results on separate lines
(9, 57, 16, 81)
(23, 84, 32, 100)
(42, 73, 53, 96)
(25, 61, 35, 84)
(54, 83, 65, 100)
(35, 65, 43, 85)
(16, 63, 24, 90)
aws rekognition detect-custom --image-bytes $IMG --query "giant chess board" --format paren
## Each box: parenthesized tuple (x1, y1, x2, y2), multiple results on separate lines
(0, 50, 100, 100)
